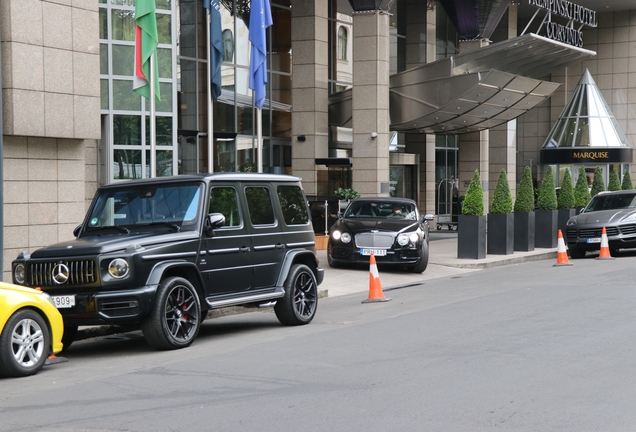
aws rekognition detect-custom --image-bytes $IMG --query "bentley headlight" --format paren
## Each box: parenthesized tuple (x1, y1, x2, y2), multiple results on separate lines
(397, 234, 410, 246)
(14, 263, 25, 284)
(566, 218, 577, 226)
(341, 232, 352, 243)
(332, 230, 342, 241)
(108, 258, 129, 279)
(409, 232, 419, 243)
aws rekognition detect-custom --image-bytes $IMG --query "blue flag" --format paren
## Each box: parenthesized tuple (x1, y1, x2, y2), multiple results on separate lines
(204, 0, 224, 101)
(248, 0, 273, 109)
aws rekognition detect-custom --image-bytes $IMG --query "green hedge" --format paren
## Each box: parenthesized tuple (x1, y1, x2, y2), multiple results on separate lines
(462, 170, 484, 216)
(536, 166, 557, 211)
(608, 167, 621, 191)
(557, 168, 574, 209)
(622, 170, 633, 190)
(574, 166, 591, 207)
(590, 166, 605, 197)
(490, 169, 512, 214)
(514, 166, 534, 213)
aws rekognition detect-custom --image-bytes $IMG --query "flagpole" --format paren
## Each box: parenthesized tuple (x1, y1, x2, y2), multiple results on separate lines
(149, 52, 156, 178)
(206, 9, 214, 174)
(256, 107, 263, 173)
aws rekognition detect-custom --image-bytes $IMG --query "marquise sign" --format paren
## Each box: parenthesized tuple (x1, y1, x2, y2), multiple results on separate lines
(528, 0, 597, 48)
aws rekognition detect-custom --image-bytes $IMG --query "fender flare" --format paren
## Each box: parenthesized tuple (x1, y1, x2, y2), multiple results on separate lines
(145, 260, 205, 289)
(275, 249, 319, 287)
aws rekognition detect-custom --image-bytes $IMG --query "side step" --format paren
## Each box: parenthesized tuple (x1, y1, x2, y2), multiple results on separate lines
(206, 289, 285, 309)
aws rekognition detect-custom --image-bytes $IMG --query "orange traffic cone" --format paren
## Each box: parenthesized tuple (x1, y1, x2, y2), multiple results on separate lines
(362, 253, 391, 303)
(596, 226, 615, 260)
(554, 230, 573, 266)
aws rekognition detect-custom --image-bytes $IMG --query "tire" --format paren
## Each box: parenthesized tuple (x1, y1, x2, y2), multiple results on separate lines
(59, 323, 78, 352)
(141, 277, 202, 350)
(568, 246, 585, 259)
(408, 241, 429, 273)
(274, 264, 318, 326)
(0, 309, 51, 378)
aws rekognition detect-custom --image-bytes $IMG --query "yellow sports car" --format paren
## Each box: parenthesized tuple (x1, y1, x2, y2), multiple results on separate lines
(0, 282, 64, 377)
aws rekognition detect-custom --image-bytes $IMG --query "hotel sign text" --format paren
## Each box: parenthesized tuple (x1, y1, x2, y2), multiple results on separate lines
(528, 0, 597, 48)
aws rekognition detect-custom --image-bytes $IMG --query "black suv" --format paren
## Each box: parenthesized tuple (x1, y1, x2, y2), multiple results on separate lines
(11, 173, 323, 350)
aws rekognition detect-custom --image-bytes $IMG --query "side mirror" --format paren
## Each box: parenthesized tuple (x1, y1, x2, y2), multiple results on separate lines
(205, 213, 226, 236)
(73, 224, 82, 237)
(424, 213, 435, 221)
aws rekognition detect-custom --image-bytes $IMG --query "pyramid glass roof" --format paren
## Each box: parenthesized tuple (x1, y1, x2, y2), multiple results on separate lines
(542, 69, 630, 149)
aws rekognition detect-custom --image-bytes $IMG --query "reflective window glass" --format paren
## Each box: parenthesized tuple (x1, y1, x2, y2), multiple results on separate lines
(114, 115, 141, 146)
(277, 186, 309, 225)
(209, 187, 241, 227)
(111, 9, 136, 42)
(157, 13, 172, 44)
(246, 187, 275, 225)
(113, 149, 142, 180)
(112, 44, 134, 76)
(100, 44, 109, 74)
(101, 79, 109, 110)
(113, 79, 141, 110)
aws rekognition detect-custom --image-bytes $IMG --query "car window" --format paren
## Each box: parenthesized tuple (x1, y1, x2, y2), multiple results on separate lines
(277, 185, 309, 225)
(345, 201, 417, 220)
(209, 187, 241, 227)
(585, 193, 636, 212)
(245, 187, 276, 225)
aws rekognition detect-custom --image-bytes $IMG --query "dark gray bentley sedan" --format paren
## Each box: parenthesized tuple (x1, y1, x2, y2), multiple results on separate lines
(327, 197, 434, 272)
(565, 190, 636, 258)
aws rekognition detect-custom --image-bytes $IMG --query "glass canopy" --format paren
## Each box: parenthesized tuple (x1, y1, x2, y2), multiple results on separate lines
(542, 69, 630, 149)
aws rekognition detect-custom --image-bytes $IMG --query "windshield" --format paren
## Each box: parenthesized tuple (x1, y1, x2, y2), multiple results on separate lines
(584, 193, 636, 212)
(86, 183, 202, 231)
(345, 201, 418, 220)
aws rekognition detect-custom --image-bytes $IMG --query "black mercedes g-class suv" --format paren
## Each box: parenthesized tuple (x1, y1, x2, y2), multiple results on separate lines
(11, 173, 323, 350)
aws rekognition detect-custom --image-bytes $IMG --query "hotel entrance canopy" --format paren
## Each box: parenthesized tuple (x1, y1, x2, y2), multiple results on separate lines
(329, 33, 596, 134)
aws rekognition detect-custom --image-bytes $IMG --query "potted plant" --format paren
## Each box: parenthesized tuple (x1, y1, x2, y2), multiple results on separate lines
(608, 167, 621, 191)
(590, 166, 605, 197)
(557, 168, 575, 236)
(487, 169, 513, 255)
(574, 166, 591, 213)
(535, 166, 558, 248)
(333, 188, 360, 214)
(622, 170, 633, 190)
(514, 166, 535, 252)
(458, 170, 486, 259)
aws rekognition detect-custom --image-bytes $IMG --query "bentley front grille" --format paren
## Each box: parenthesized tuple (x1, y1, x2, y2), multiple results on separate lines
(28, 260, 97, 287)
(355, 233, 394, 248)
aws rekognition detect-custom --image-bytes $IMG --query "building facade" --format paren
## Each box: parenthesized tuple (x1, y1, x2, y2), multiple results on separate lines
(1, 0, 634, 280)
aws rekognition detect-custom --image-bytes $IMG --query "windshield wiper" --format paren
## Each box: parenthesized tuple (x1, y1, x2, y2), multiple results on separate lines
(89, 225, 130, 234)
(136, 221, 181, 232)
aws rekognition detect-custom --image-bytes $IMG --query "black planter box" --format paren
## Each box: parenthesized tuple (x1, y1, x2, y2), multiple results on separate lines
(487, 213, 514, 255)
(535, 209, 558, 248)
(457, 215, 486, 259)
(557, 208, 576, 237)
(514, 211, 535, 252)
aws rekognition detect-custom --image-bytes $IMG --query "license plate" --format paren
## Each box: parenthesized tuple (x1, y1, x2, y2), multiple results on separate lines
(360, 249, 387, 256)
(52, 295, 75, 309)
(586, 238, 601, 244)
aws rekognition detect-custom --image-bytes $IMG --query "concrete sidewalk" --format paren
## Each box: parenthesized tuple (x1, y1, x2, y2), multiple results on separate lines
(317, 232, 557, 298)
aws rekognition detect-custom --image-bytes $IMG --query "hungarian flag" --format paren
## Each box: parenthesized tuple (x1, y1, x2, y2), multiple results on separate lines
(248, 0, 272, 109)
(204, 0, 224, 101)
(133, 0, 160, 102)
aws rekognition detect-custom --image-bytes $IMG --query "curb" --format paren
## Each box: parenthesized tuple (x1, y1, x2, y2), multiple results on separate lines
(429, 251, 557, 270)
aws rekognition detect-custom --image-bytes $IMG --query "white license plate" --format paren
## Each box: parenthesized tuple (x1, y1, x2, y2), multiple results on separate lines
(586, 238, 601, 244)
(360, 249, 387, 256)
(52, 295, 75, 309)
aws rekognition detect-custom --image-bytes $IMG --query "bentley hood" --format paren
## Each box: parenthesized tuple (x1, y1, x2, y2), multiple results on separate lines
(337, 218, 419, 233)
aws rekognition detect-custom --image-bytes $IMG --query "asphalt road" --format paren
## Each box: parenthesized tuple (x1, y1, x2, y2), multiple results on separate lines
(2, 255, 636, 431)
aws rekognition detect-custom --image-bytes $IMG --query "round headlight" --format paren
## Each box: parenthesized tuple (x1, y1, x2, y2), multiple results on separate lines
(108, 258, 129, 279)
(409, 232, 419, 243)
(14, 263, 25, 284)
(397, 234, 410, 246)
(566, 218, 576, 226)
(332, 230, 342, 240)
(341, 232, 352, 243)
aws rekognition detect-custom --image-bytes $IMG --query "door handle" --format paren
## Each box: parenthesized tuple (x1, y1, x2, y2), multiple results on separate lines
(275, 243, 285, 250)
(240, 246, 251, 252)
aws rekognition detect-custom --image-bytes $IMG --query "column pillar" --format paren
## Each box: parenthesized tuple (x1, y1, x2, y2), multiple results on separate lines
(351, 11, 390, 197)
(291, 0, 329, 196)
(405, 132, 435, 214)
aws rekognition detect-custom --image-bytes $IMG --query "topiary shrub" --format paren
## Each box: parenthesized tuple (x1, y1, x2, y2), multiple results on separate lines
(333, 188, 360, 200)
(608, 167, 621, 191)
(590, 166, 605, 197)
(490, 169, 512, 214)
(514, 166, 534, 213)
(462, 170, 484, 216)
(536, 166, 557, 211)
(557, 168, 574, 210)
(574, 166, 591, 207)
(622, 170, 633, 190)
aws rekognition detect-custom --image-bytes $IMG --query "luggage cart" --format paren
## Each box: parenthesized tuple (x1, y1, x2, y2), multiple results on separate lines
(436, 177, 459, 230)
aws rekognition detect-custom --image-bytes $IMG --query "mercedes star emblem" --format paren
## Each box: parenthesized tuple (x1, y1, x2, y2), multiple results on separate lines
(52, 263, 70, 285)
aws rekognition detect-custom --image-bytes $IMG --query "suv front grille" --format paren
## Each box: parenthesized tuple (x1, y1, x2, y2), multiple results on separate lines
(578, 227, 619, 238)
(28, 260, 97, 287)
(355, 233, 394, 248)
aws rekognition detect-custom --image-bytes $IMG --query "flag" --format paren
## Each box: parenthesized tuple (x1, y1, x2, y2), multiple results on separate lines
(133, 0, 160, 102)
(204, 0, 225, 101)
(248, 0, 272, 109)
